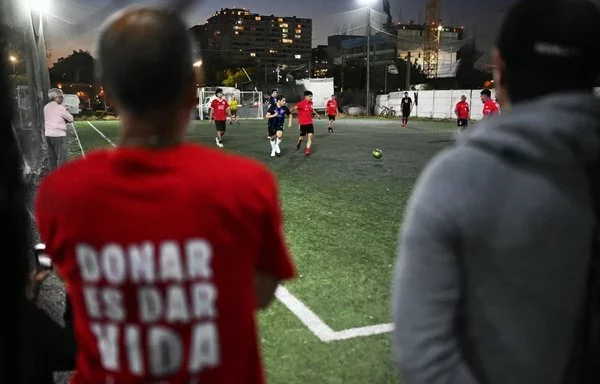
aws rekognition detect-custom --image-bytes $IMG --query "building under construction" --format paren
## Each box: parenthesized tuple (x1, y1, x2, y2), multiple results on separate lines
(396, 0, 465, 78)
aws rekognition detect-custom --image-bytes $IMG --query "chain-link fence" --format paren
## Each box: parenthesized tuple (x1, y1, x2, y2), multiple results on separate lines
(3, 0, 50, 201)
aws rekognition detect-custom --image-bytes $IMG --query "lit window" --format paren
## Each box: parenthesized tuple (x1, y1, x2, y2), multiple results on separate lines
(250, 52, 256, 57)
(295, 29, 302, 34)
(295, 34, 302, 39)
(278, 18, 283, 22)
(282, 28, 288, 33)
(235, 31, 239, 35)
(237, 20, 242, 24)
(295, 54, 301, 59)
(282, 34, 288, 38)
(282, 39, 293, 44)
(255, 16, 261, 21)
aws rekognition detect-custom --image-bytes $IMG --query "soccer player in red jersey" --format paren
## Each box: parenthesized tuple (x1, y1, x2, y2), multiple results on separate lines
(291, 90, 321, 156)
(34, 7, 295, 384)
(454, 95, 470, 133)
(209, 88, 230, 148)
(326, 95, 338, 133)
(481, 89, 500, 119)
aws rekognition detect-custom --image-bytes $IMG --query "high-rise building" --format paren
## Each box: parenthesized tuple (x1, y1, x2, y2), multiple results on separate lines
(192, 8, 312, 80)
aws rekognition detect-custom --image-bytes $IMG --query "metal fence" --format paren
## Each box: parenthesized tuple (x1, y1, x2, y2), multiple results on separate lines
(3, 0, 49, 193)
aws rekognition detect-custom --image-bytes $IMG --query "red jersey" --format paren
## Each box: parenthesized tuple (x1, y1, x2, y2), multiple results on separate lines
(35, 144, 295, 384)
(482, 99, 499, 118)
(455, 101, 470, 120)
(296, 99, 314, 125)
(210, 98, 229, 121)
(326, 100, 338, 116)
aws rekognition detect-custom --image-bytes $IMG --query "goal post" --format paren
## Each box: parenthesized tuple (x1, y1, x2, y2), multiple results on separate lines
(197, 88, 263, 120)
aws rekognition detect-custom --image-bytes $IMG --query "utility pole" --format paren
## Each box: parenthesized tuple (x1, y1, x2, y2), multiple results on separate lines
(341, 50, 345, 92)
(366, 6, 371, 115)
(406, 52, 411, 90)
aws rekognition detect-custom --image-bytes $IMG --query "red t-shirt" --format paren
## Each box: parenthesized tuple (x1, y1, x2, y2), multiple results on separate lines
(326, 100, 338, 116)
(210, 98, 229, 121)
(482, 99, 499, 118)
(296, 99, 314, 126)
(35, 144, 295, 384)
(455, 101, 470, 120)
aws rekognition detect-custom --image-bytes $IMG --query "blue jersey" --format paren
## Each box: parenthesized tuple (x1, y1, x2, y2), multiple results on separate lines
(268, 105, 290, 128)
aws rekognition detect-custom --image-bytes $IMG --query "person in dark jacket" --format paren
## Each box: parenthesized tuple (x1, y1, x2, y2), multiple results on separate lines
(392, 1, 600, 384)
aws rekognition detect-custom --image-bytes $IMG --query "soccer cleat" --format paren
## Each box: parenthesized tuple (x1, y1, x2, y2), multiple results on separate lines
(296, 141, 302, 150)
(271, 148, 276, 157)
(275, 144, 281, 154)
(305, 147, 311, 156)
(215, 137, 220, 146)
(328, 128, 334, 133)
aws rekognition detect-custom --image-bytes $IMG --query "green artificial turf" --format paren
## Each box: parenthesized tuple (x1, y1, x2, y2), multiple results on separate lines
(70, 118, 455, 384)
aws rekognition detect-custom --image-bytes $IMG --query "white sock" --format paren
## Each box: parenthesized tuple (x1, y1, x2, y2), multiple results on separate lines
(276, 138, 282, 145)
(270, 139, 276, 149)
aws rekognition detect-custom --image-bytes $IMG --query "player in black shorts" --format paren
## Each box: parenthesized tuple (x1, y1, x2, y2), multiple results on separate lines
(401, 92, 413, 127)
(265, 95, 292, 157)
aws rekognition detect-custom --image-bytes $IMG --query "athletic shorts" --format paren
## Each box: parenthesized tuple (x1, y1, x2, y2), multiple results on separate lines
(299, 124, 314, 136)
(328, 114, 336, 121)
(402, 110, 411, 117)
(457, 119, 468, 127)
(230, 110, 237, 117)
(268, 125, 283, 137)
(215, 120, 226, 132)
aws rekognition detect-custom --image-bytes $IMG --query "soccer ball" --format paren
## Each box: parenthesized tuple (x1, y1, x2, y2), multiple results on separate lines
(372, 149, 383, 159)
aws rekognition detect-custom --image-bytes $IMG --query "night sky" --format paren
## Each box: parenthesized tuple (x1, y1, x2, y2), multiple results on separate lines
(45, 0, 515, 64)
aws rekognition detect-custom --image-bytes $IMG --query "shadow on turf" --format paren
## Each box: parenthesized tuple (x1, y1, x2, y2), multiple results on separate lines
(427, 139, 455, 144)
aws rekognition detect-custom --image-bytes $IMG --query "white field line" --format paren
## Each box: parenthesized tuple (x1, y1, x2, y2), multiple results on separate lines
(87, 121, 116, 147)
(275, 286, 393, 343)
(71, 123, 86, 158)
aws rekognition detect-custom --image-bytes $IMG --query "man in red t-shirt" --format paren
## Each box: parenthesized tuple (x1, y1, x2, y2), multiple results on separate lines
(209, 88, 230, 148)
(481, 89, 500, 119)
(326, 95, 338, 133)
(454, 95, 470, 133)
(35, 7, 295, 384)
(290, 90, 321, 156)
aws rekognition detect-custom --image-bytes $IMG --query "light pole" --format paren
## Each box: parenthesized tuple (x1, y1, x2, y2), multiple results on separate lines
(193, 59, 202, 79)
(363, 0, 373, 115)
(9, 55, 17, 75)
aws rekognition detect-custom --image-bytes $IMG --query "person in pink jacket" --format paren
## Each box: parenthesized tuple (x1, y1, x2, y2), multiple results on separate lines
(44, 88, 73, 171)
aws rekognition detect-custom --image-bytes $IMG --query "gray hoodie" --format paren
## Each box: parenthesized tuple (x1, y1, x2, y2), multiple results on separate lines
(392, 93, 600, 384)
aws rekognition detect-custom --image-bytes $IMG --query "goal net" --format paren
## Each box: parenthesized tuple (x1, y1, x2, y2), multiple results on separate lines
(198, 88, 264, 120)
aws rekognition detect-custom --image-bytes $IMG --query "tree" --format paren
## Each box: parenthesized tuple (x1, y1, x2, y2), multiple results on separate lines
(222, 67, 256, 87)
(49, 50, 94, 85)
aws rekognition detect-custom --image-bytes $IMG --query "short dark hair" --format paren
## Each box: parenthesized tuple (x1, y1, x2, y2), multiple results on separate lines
(271, 89, 278, 94)
(215, 88, 223, 95)
(304, 91, 313, 96)
(276, 95, 286, 101)
(480, 89, 492, 98)
(96, 6, 194, 115)
(497, 0, 600, 102)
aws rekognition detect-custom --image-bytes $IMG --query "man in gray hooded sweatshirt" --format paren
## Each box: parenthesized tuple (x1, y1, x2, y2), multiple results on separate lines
(392, 0, 600, 383)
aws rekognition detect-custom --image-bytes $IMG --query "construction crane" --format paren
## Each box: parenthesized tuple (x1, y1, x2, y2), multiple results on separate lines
(423, 0, 442, 78)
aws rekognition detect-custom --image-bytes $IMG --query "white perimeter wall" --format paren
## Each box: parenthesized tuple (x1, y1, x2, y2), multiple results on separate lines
(376, 89, 497, 120)
(376, 88, 600, 121)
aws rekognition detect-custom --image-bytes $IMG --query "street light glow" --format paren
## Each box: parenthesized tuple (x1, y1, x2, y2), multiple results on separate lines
(9, 55, 17, 63)
(438, 25, 444, 31)
(193, 60, 203, 67)
(30, 0, 51, 14)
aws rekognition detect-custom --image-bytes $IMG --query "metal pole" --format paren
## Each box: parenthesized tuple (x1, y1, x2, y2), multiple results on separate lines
(366, 6, 371, 115)
(406, 51, 411, 90)
(384, 66, 387, 94)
